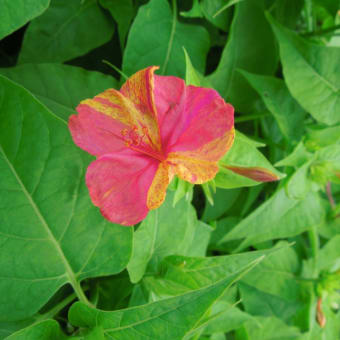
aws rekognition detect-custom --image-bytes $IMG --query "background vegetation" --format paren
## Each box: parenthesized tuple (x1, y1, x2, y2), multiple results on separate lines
(0, 0, 339, 339)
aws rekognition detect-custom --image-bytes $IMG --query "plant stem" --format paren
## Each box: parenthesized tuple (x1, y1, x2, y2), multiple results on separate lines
(303, 24, 340, 37)
(304, 0, 314, 32)
(326, 181, 336, 209)
(36, 293, 76, 321)
(102, 60, 128, 80)
(71, 280, 92, 306)
(235, 112, 270, 123)
(308, 226, 319, 277)
(162, 0, 177, 75)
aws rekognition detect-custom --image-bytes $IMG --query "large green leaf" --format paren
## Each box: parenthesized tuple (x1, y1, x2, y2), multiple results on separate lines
(240, 70, 306, 142)
(208, 0, 278, 112)
(239, 243, 303, 322)
(142, 248, 277, 297)
(0, 0, 50, 40)
(216, 131, 284, 189)
(18, 0, 114, 63)
(267, 14, 340, 125)
(0, 64, 118, 121)
(68, 259, 260, 340)
(5, 320, 67, 340)
(122, 0, 210, 78)
(0, 319, 34, 340)
(220, 188, 325, 251)
(0, 75, 132, 321)
(127, 191, 211, 283)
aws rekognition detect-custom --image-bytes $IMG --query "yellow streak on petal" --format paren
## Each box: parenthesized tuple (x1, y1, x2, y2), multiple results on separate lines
(166, 128, 235, 184)
(80, 66, 162, 151)
(167, 154, 219, 184)
(147, 162, 170, 210)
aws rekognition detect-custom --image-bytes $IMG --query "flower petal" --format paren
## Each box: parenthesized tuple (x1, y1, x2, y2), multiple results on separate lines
(120, 66, 162, 151)
(69, 104, 128, 156)
(69, 66, 162, 157)
(146, 162, 170, 210)
(154, 75, 234, 156)
(86, 150, 159, 225)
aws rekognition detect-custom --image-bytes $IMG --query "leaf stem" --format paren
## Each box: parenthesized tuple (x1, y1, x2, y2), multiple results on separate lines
(71, 280, 92, 307)
(162, 0, 177, 75)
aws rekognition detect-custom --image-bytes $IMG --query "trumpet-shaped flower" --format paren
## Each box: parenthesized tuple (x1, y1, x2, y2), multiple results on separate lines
(69, 66, 234, 225)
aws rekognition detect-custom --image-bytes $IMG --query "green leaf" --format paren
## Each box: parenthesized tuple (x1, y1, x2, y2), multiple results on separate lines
(99, 0, 134, 49)
(239, 243, 303, 322)
(0, 319, 35, 340)
(143, 248, 275, 297)
(0, 75, 132, 321)
(0, 0, 50, 40)
(276, 141, 313, 167)
(202, 188, 241, 222)
(0, 64, 118, 121)
(200, 0, 236, 31)
(216, 131, 284, 189)
(317, 235, 340, 272)
(18, 0, 114, 63)
(272, 0, 304, 29)
(220, 188, 325, 251)
(4, 320, 68, 340)
(267, 14, 340, 125)
(208, 0, 278, 113)
(240, 70, 306, 142)
(122, 0, 210, 78)
(236, 316, 301, 340)
(69, 262, 257, 340)
(127, 191, 210, 283)
(306, 124, 340, 148)
(286, 161, 313, 199)
(239, 283, 300, 323)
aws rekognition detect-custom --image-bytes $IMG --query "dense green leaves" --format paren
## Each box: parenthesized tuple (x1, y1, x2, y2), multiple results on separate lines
(69, 266, 251, 340)
(122, 0, 209, 77)
(127, 192, 211, 283)
(220, 188, 325, 251)
(19, 0, 114, 63)
(1, 0, 340, 338)
(240, 70, 306, 142)
(0, 75, 132, 321)
(267, 14, 340, 125)
(208, 0, 278, 112)
(0, 0, 50, 40)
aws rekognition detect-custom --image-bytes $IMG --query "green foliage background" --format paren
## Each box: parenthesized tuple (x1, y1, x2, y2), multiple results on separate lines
(0, 0, 340, 339)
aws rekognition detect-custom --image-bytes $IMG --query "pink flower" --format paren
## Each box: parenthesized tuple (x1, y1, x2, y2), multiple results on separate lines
(69, 66, 234, 225)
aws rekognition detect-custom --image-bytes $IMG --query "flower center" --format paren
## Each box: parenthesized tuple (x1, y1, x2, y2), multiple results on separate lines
(120, 126, 165, 162)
